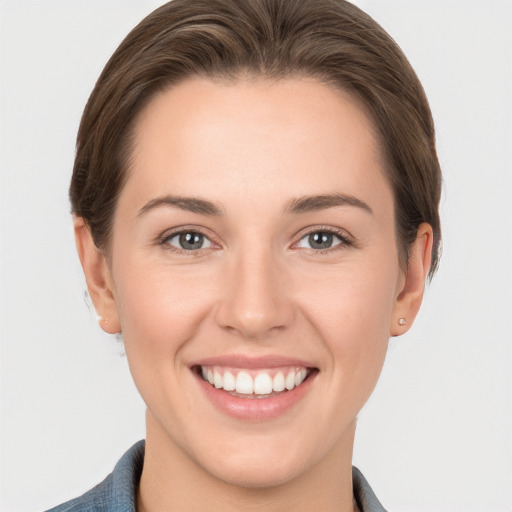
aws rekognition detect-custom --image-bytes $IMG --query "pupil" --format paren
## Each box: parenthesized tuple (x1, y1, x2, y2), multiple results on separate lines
(179, 232, 203, 250)
(309, 232, 333, 249)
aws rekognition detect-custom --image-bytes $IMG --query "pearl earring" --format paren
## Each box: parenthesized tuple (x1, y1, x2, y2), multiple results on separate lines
(398, 318, 407, 326)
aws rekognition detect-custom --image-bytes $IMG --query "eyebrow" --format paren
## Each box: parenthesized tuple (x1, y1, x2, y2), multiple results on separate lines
(284, 193, 373, 215)
(138, 195, 224, 217)
(137, 192, 372, 218)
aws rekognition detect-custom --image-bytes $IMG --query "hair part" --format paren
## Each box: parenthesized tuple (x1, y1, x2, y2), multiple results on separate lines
(70, 0, 442, 277)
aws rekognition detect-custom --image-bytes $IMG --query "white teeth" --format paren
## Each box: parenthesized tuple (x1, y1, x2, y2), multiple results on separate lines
(273, 372, 285, 392)
(285, 371, 296, 390)
(214, 370, 223, 389)
(223, 371, 236, 391)
(200, 366, 310, 395)
(253, 373, 273, 394)
(235, 371, 254, 394)
(295, 369, 308, 387)
(298, 369, 308, 386)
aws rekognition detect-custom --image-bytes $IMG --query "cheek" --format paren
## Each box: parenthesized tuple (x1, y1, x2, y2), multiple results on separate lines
(298, 258, 398, 395)
(300, 259, 398, 338)
(111, 260, 220, 432)
(112, 258, 217, 358)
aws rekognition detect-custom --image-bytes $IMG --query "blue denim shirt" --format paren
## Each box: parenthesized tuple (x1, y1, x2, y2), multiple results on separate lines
(46, 441, 387, 511)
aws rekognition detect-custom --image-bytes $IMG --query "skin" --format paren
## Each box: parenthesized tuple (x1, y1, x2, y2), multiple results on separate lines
(75, 77, 433, 512)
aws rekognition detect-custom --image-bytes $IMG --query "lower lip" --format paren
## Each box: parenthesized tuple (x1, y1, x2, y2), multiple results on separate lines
(193, 370, 317, 421)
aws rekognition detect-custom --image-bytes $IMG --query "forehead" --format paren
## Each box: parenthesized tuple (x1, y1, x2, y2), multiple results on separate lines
(123, 77, 391, 215)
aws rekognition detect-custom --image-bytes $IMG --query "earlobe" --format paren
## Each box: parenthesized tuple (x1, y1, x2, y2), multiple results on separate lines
(73, 216, 121, 334)
(391, 223, 434, 337)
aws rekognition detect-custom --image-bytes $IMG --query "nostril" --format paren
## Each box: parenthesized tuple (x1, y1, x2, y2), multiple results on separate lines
(213, 272, 295, 338)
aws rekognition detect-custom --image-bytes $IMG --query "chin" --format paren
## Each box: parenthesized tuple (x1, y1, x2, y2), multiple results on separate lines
(185, 427, 328, 490)
(204, 453, 307, 489)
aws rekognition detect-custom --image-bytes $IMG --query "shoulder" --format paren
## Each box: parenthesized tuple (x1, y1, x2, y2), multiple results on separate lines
(352, 466, 388, 512)
(45, 441, 145, 512)
(45, 474, 114, 512)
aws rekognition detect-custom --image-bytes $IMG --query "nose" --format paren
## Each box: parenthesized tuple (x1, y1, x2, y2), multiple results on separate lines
(215, 247, 294, 340)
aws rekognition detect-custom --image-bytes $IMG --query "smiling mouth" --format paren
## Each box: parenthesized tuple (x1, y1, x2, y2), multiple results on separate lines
(194, 365, 315, 399)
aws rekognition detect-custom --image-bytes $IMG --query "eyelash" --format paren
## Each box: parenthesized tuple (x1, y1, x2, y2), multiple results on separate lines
(159, 227, 217, 256)
(293, 226, 354, 254)
(158, 226, 354, 255)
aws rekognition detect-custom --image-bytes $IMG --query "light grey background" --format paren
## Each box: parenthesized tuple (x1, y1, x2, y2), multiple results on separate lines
(1, 1, 511, 511)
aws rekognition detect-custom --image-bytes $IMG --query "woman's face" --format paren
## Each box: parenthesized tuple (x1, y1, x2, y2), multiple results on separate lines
(91, 78, 422, 487)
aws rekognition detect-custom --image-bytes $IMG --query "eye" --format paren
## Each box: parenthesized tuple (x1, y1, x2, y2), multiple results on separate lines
(296, 230, 348, 251)
(164, 231, 212, 251)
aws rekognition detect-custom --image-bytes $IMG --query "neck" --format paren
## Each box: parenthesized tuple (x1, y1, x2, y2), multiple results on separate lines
(138, 411, 358, 512)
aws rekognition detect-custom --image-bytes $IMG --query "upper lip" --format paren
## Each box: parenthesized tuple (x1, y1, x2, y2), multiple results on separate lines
(191, 354, 317, 369)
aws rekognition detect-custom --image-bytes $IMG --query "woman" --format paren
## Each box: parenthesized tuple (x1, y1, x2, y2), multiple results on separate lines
(48, 0, 440, 510)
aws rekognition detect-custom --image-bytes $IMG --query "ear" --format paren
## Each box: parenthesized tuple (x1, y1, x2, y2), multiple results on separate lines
(73, 215, 121, 334)
(391, 223, 433, 336)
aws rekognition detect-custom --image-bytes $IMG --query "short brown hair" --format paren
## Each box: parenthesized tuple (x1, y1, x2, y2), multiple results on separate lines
(70, 0, 442, 277)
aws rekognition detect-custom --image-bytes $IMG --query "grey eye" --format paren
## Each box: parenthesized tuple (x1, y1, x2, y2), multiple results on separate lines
(297, 231, 343, 250)
(166, 232, 212, 251)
